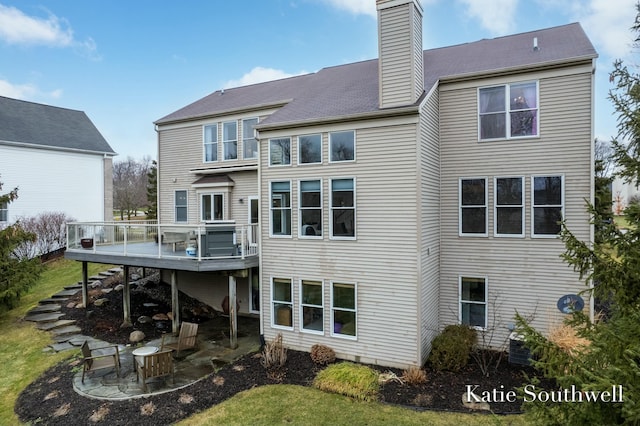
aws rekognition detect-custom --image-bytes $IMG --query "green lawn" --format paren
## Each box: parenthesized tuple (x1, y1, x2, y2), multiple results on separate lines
(1, 259, 527, 425)
(0, 259, 114, 425)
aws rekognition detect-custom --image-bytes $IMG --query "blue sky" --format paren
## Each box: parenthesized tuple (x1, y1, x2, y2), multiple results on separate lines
(0, 0, 636, 160)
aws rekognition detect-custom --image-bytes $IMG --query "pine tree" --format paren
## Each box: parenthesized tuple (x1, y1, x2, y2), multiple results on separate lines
(0, 176, 41, 312)
(146, 160, 157, 220)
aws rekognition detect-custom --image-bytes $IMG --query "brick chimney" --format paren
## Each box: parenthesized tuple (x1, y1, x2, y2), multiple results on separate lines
(376, 0, 424, 109)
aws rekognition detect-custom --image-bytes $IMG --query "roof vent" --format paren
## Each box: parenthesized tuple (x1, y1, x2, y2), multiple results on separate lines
(533, 37, 539, 51)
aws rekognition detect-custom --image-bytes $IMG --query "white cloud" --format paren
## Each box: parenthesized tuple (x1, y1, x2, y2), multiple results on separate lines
(457, 0, 518, 35)
(571, 0, 636, 59)
(319, 0, 376, 17)
(0, 79, 62, 101)
(223, 67, 307, 89)
(0, 4, 100, 60)
(0, 4, 73, 46)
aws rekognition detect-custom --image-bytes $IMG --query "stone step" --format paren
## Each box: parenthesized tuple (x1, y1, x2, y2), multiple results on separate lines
(39, 297, 68, 305)
(49, 341, 80, 352)
(89, 275, 104, 281)
(64, 283, 82, 291)
(52, 333, 84, 343)
(52, 288, 81, 298)
(27, 304, 61, 314)
(99, 271, 116, 277)
(24, 312, 65, 323)
(109, 267, 123, 274)
(36, 319, 76, 331)
(49, 324, 82, 336)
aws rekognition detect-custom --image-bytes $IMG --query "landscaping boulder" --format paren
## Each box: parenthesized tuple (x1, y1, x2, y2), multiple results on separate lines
(93, 298, 109, 307)
(129, 330, 145, 343)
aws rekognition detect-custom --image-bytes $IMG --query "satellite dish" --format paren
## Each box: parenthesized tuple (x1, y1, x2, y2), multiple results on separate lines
(557, 294, 584, 314)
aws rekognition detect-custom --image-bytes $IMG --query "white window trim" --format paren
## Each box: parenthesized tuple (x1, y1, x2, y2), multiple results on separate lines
(328, 130, 356, 163)
(494, 176, 525, 238)
(268, 137, 292, 167)
(199, 192, 225, 222)
(271, 276, 294, 331)
(269, 180, 292, 238)
(330, 281, 357, 340)
(459, 177, 488, 237)
(203, 123, 218, 163)
(459, 276, 488, 331)
(298, 179, 323, 239)
(242, 117, 259, 160)
(222, 120, 238, 161)
(531, 174, 565, 239)
(298, 133, 323, 165)
(329, 177, 356, 240)
(0, 201, 8, 223)
(299, 279, 324, 335)
(174, 189, 188, 223)
(477, 81, 539, 141)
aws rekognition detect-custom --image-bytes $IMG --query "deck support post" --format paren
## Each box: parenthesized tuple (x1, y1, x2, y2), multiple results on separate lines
(81, 261, 88, 308)
(171, 270, 180, 334)
(121, 265, 132, 327)
(229, 275, 238, 349)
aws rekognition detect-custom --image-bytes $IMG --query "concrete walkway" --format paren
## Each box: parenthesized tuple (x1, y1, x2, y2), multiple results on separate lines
(24, 268, 261, 401)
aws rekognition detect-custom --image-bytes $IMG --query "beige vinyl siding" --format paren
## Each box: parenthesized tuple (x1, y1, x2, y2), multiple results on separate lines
(260, 118, 422, 368)
(439, 65, 593, 346)
(378, 2, 421, 108)
(418, 88, 440, 364)
(157, 117, 261, 225)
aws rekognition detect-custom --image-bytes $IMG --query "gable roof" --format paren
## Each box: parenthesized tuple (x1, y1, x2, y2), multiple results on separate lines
(155, 22, 597, 129)
(0, 96, 116, 155)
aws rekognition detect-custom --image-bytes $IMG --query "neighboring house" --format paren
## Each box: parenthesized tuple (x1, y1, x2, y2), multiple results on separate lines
(66, 0, 596, 369)
(0, 96, 116, 227)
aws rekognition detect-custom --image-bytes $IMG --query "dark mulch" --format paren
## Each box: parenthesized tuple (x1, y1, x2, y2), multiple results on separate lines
(15, 269, 545, 425)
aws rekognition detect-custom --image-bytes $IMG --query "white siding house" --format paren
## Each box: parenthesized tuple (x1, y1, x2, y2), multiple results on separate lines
(74, 0, 597, 369)
(0, 96, 115, 227)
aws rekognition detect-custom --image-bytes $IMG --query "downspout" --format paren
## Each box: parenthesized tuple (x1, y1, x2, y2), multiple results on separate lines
(589, 58, 596, 323)
(256, 132, 264, 340)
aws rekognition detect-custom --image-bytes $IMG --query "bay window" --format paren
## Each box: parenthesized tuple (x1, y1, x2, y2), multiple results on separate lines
(201, 193, 223, 221)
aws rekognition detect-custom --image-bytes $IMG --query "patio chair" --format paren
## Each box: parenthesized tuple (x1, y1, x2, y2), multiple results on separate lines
(135, 350, 174, 392)
(160, 321, 199, 357)
(80, 340, 121, 383)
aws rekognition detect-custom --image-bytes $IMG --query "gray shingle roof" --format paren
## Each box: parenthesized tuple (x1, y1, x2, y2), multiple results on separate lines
(0, 96, 115, 155)
(155, 22, 597, 128)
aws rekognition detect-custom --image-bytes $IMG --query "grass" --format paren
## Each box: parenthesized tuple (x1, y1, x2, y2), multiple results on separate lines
(0, 258, 114, 425)
(178, 384, 528, 426)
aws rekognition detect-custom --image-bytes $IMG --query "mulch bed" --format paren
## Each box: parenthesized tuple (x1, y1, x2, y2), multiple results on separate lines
(15, 269, 547, 425)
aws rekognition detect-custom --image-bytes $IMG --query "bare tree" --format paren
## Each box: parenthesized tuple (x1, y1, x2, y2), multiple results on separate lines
(113, 156, 153, 220)
(13, 212, 74, 259)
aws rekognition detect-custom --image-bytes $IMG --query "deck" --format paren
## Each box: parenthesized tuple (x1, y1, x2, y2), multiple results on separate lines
(65, 221, 259, 272)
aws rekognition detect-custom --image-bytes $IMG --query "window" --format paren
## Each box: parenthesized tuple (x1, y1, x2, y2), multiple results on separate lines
(299, 180, 322, 238)
(243, 118, 258, 159)
(532, 175, 563, 236)
(460, 178, 487, 236)
(331, 282, 356, 337)
(479, 82, 538, 140)
(269, 137, 291, 166)
(204, 124, 218, 162)
(175, 190, 187, 222)
(223, 121, 238, 160)
(330, 178, 355, 238)
(300, 280, 323, 333)
(495, 177, 524, 237)
(201, 193, 224, 221)
(299, 134, 322, 164)
(270, 181, 291, 236)
(272, 278, 293, 328)
(329, 131, 355, 162)
(460, 277, 487, 329)
(0, 201, 7, 222)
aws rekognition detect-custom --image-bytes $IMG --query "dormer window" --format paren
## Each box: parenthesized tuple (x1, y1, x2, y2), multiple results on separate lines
(478, 82, 538, 140)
